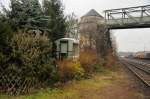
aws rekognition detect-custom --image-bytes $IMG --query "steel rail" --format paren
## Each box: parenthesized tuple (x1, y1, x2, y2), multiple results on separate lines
(120, 59, 150, 87)
(125, 58, 150, 69)
(130, 60, 150, 70)
(124, 60, 150, 74)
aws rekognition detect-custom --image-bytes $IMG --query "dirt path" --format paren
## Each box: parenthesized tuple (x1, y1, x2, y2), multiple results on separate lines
(75, 76, 142, 99)
(64, 68, 144, 99)
(49, 64, 145, 99)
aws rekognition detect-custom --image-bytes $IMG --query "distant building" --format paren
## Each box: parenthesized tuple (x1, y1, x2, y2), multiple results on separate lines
(80, 9, 104, 34)
(79, 9, 112, 57)
(79, 9, 104, 49)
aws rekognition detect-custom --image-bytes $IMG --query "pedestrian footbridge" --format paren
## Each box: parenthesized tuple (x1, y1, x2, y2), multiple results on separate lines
(104, 5, 150, 29)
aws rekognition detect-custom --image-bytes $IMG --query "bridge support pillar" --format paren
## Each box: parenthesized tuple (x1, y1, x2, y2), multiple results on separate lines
(96, 26, 112, 58)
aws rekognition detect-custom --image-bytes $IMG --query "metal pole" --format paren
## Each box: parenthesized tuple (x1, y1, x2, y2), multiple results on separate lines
(141, 7, 144, 22)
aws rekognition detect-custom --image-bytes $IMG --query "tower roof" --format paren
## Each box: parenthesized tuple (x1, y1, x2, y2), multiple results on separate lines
(83, 9, 103, 18)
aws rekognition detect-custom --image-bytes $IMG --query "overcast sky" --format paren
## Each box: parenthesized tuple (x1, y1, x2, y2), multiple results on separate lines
(1, 0, 150, 52)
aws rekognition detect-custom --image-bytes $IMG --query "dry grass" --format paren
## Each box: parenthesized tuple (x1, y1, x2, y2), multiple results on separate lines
(0, 65, 144, 99)
(105, 49, 116, 69)
(57, 60, 84, 81)
(79, 49, 98, 73)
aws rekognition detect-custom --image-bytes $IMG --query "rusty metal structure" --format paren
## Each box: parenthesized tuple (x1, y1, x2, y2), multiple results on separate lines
(104, 5, 150, 29)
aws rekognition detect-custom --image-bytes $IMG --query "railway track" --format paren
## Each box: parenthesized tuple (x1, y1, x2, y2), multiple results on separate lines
(124, 59, 150, 74)
(129, 59, 150, 68)
(120, 58, 150, 88)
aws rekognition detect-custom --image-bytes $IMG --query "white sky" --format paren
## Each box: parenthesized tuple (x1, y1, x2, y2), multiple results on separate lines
(1, 0, 150, 52)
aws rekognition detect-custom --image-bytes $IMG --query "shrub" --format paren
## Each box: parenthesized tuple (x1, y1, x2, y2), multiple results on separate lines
(92, 63, 104, 73)
(79, 49, 98, 73)
(57, 60, 84, 82)
(0, 33, 56, 95)
(105, 49, 116, 68)
(0, 19, 12, 48)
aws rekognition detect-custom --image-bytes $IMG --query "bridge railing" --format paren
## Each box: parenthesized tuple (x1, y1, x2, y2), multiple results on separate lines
(104, 5, 150, 29)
